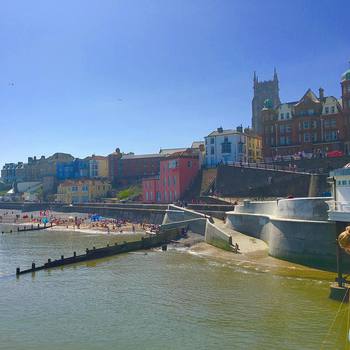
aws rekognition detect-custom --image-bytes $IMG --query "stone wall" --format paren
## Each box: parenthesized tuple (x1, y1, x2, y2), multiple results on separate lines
(214, 165, 329, 197)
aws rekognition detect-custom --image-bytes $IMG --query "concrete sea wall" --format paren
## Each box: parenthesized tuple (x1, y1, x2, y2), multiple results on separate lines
(0, 202, 166, 225)
(163, 205, 232, 250)
(227, 197, 346, 269)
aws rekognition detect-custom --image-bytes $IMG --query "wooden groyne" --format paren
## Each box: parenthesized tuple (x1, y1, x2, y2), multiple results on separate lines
(1, 223, 53, 234)
(16, 229, 180, 276)
(17, 223, 54, 232)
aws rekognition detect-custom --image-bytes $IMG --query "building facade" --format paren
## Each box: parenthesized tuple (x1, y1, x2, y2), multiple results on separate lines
(204, 127, 262, 167)
(261, 71, 350, 160)
(108, 148, 165, 185)
(56, 179, 111, 204)
(86, 155, 109, 178)
(56, 158, 89, 180)
(142, 150, 200, 203)
(252, 69, 281, 135)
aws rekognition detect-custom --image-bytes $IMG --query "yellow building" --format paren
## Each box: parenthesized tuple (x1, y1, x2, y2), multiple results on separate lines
(56, 179, 111, 204)
(85, 155, 109, 179)
(245, 130, 263, 163)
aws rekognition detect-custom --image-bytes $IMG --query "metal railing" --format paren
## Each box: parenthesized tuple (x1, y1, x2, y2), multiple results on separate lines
(327, 200, 350, 213)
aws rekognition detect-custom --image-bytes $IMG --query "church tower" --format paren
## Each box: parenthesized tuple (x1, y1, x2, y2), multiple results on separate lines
(252, 68, 281, 135)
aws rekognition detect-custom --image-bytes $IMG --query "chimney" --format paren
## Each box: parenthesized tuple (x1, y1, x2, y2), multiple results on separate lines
(217, 127, 223, 133)
(319, 87, 324, 100)
(236, 125, 243, 133)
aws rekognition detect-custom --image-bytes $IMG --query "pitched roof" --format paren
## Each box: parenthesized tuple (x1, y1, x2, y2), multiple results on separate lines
(207, 129, 241, 137)
(191, 141, 204, 149)
(159, 148, 187, 155)
(121, 153, 166, 160)
(294, 89, 321, 107)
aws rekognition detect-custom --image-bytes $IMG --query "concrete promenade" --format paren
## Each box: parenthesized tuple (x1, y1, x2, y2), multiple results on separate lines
(226, 197, 349, 270)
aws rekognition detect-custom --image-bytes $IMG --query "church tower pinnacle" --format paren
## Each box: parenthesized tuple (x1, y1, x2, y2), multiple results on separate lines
(251, 68, 281, 135)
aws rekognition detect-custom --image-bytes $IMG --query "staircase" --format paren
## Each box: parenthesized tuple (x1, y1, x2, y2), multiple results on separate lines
(181, 170, 203, 200)
(200, 168, 217, 196)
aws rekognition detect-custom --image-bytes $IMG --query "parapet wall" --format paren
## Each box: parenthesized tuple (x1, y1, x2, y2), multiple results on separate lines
(234, 197, 332, 221)
(226, 197, 342, 269)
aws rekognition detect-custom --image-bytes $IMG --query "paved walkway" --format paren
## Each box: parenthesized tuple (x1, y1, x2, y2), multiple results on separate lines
(213, 218, 268, 255)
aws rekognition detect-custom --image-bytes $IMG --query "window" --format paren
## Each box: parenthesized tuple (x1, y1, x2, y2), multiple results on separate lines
(304, 133, 310, 142)
(188, 160, 193, 168)
(156, 192, 161, 201)
(280, 113, 284, 120)
(221, 140, 231, 153)
(82, 185, 88, 192)
(308, 109, 314, 115)
(311, 132, 317, 142)
(211, 147, 214, 155)
(286, 112, 290, 119)
(146, 192, 149, 200)
(279, 136, 286, 145)
(342, 180, 347, 186)
(325, 130, 338, 141)
(303, 121, 309, 129)
(71, 186, 78, 192)
(173, 176, 176, 185)
(279, 125, 285, 133)
(210, 138, 214, 144)
(325, 107, 329, 114)
(324, 119, 336, 128)
(331, 106, 335, 114)
(285, 135, 291, 145)
(285, 125, 292, 133)
(311, 120, 317, 129)
(168, 160, 177, 168)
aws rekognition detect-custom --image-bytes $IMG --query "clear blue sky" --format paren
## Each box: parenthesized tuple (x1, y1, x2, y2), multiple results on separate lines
(1, 0, 349, 167)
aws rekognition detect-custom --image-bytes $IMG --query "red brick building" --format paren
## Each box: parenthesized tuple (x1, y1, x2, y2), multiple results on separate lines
(142, 150, 200, 203)
(108, 149, 165, 185)
(261, 70, 350, 160)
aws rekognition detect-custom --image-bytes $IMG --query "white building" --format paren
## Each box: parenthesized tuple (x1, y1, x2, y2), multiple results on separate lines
(328, 165, 350, 222)
(204, 127, 247, 168)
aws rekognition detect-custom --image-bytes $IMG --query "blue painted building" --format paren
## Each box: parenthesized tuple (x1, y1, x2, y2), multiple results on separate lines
(56, 159, 89, 180)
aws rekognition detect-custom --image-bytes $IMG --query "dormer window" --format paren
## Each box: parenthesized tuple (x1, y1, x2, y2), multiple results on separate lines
(325, 107, 329, 114)
(280, 113, 284, 120)
(331, 106, 335, 114)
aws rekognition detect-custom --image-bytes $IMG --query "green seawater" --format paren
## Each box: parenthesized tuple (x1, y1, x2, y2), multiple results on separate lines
(0, 225, 348, 350)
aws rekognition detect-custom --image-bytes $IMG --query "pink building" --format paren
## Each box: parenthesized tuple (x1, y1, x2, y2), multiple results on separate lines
(142, 150, 199, 203)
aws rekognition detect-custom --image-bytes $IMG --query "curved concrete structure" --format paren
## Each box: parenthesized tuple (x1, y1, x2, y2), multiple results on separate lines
(226, 197, 343, 269)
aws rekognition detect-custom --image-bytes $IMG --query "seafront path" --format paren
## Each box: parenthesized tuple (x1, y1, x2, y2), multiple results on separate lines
(213, 218, 268, 254)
